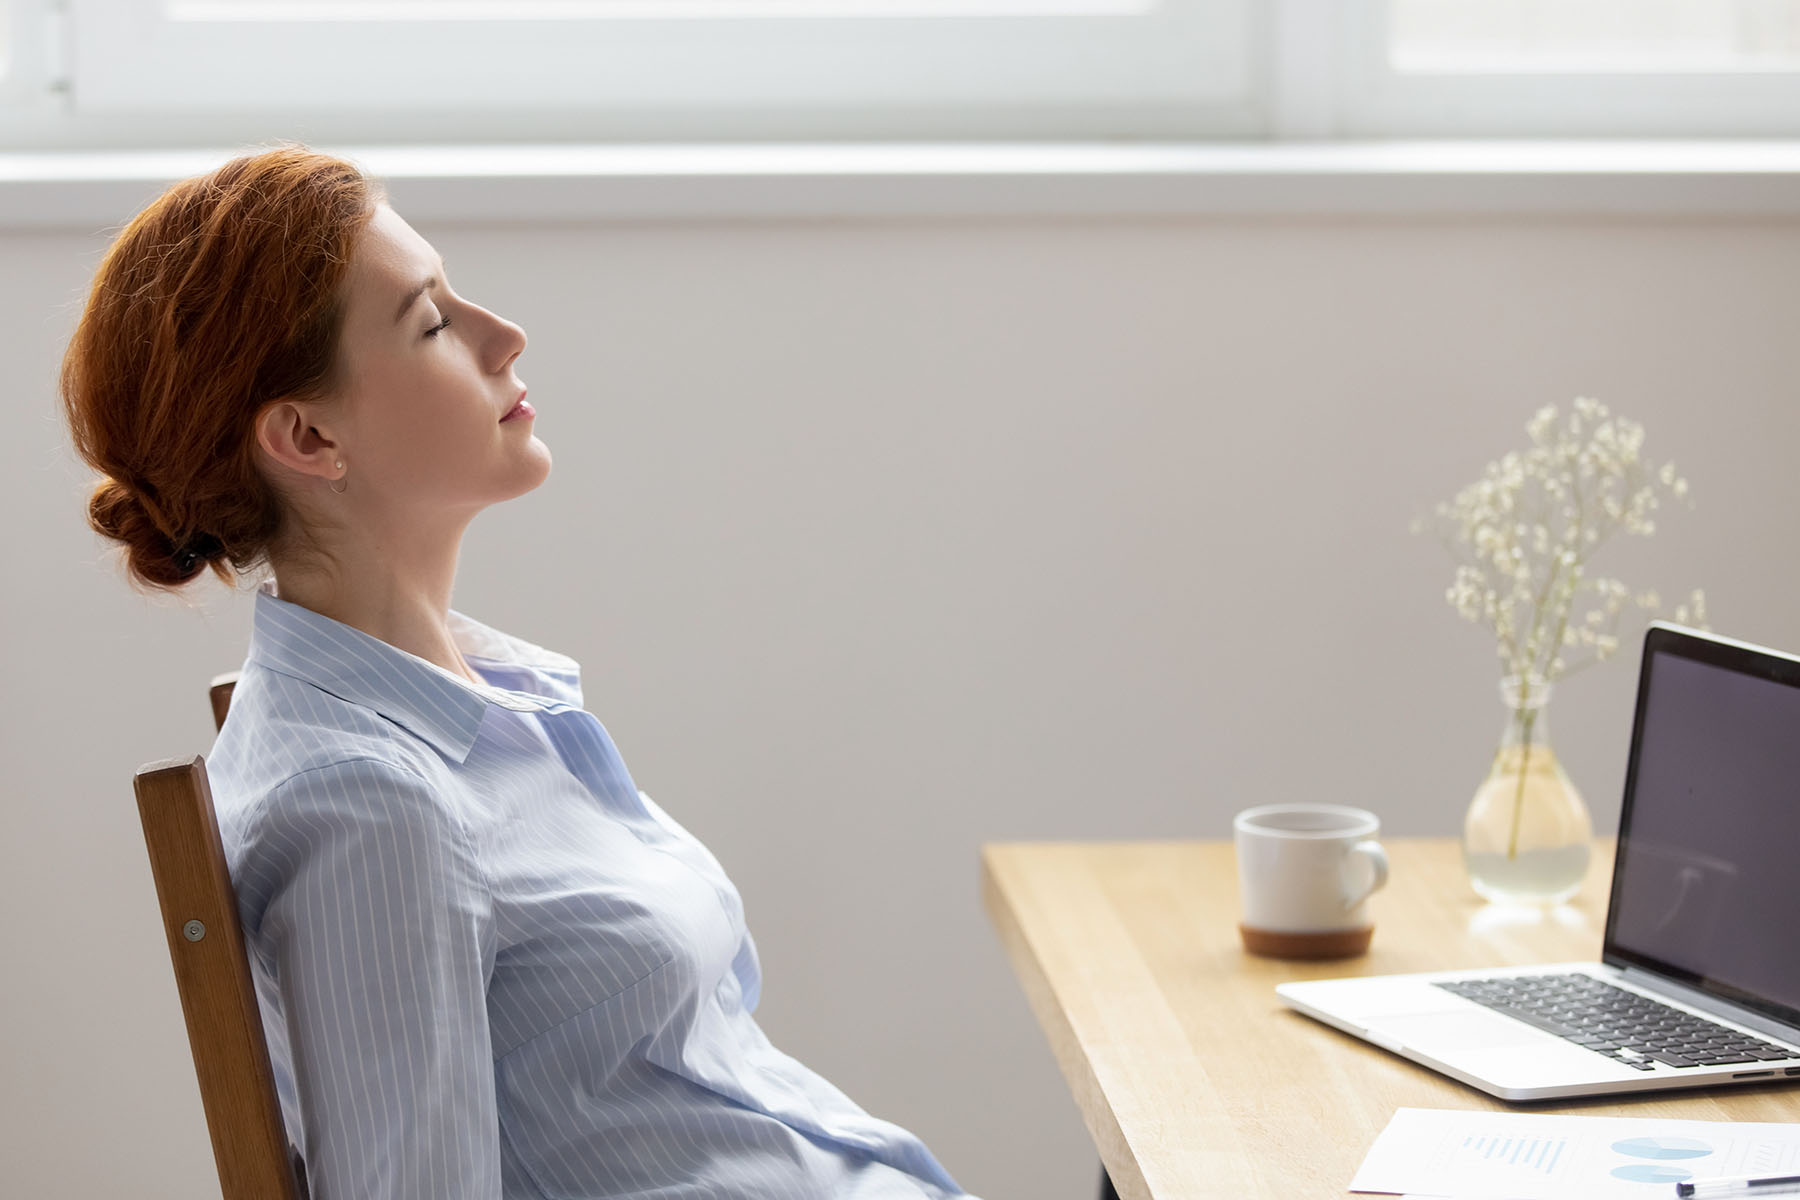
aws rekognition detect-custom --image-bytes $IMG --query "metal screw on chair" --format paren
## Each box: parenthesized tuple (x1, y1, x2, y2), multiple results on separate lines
(182, 919, 206, 942)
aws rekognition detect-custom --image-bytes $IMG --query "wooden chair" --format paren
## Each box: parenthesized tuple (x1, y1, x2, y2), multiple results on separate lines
(134, 671, 307, 1200)
(207, 672, 237, 734)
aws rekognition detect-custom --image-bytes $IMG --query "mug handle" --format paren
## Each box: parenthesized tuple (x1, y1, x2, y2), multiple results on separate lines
(1342, 840, 1390, 911)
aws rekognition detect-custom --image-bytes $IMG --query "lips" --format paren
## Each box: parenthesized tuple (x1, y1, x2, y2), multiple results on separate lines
(500, 393, 534, 423)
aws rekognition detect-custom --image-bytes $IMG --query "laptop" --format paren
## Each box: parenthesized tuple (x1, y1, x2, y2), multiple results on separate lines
(1277, 622, 1800, 1101)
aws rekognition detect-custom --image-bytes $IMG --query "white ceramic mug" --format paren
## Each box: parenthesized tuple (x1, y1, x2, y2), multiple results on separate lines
(1234, 803, 1389, 959)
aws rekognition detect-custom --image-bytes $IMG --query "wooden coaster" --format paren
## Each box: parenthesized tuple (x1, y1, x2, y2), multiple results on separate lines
(1239, 923, 1373, 960)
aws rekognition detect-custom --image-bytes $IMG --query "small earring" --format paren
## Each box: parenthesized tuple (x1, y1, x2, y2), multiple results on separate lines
(328, 460, 348, 495)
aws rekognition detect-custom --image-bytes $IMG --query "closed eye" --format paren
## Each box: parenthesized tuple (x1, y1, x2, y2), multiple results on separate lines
(424, 314, 452, 339)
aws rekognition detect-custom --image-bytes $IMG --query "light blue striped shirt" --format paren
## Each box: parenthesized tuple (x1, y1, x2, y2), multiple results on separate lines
(208, 587, 972, 1200)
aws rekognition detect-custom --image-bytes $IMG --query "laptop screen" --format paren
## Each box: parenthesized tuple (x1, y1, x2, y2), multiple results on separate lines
(1604, 625, 1800, 1031)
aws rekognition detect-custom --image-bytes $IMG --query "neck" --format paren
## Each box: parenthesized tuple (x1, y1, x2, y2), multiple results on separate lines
(270, 520, 478, 683)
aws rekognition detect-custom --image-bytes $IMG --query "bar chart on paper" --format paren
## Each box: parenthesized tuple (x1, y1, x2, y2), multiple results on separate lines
(1352, 1109, 1800, 1199)
(1450, 1131, 1568, 1177)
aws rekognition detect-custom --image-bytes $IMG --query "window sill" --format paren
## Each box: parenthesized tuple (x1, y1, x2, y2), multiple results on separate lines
(4, 140, 1800, 231)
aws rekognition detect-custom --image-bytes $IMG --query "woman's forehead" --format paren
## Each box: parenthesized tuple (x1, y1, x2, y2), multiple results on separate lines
(344, 205, 439, 322)
(351, 206, 435, 288)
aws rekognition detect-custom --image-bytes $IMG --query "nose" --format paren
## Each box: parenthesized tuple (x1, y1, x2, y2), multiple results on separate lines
(480, 304, 527, 373)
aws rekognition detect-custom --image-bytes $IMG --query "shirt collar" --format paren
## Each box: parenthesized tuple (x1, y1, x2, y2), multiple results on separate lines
(246, 582, 582, 763)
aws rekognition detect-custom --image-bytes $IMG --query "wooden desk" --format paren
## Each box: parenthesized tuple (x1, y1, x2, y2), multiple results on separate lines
(980, 839, 1799, 1200)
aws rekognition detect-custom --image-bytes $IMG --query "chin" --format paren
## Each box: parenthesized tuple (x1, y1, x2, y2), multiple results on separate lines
(516, 439, 553, 493)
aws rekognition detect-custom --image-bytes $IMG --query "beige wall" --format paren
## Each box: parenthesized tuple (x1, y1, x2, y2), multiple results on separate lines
(5, 211, 1798, 1199)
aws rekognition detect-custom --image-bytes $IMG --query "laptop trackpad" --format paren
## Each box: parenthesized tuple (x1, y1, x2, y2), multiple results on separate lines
(1365, 1009, 1549, 1053)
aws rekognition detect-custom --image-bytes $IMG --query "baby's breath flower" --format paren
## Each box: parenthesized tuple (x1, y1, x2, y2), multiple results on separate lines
(1417, 400, 1704, 694)
(1527, 406, 1557, 442)
(1673, 589, 1708, 628)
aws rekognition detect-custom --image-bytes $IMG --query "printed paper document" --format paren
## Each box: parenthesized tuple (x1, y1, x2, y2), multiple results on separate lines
(1352, 1107, 1800, 1199)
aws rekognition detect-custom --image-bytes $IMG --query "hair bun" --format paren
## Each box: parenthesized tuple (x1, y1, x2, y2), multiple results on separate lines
(172, 531, 225, 576)
(87, 477, 216, 588)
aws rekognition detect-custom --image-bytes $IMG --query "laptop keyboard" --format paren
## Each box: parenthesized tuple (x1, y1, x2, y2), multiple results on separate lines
(1436, 973, 1796, 1071)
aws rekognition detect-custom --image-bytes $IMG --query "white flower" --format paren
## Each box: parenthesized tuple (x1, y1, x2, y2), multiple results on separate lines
(1418, 398, 1705, 692)
(1673, 589, 1708, 627)
(1527, 405, 1558, 442)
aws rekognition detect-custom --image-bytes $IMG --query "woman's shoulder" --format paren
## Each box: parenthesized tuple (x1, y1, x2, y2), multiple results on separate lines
(209, 661, 454, 825)
(210, 663, 491, 912)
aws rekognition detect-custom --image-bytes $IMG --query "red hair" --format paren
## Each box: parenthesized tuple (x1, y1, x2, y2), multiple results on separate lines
(61, 144, 383, 589)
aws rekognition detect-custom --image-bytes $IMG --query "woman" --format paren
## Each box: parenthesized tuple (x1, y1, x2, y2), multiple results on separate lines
(62, 145, 975, 1200)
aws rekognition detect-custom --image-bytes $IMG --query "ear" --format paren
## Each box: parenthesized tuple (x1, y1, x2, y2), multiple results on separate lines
(255, 401, 345, 489)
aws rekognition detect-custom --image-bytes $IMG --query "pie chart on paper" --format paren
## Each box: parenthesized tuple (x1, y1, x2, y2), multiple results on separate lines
(1612, 1136, 1714, 1161)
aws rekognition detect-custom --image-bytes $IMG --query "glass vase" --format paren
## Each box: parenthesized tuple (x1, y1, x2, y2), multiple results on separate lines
(1462, 675, 1593, 905)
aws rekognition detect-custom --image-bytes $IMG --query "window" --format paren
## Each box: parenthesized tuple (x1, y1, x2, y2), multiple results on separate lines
(1, 0, 1798, 146)
(1390, 0, 1800, 72)
(1340, 0, 1800, 137)
(56, 0, 1257, 141)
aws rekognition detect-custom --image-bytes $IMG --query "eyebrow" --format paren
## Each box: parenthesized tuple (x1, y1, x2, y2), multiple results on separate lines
(393, 257, 449, 324)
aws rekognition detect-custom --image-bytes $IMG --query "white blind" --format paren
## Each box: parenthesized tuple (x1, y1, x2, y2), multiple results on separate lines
(1390, 0, 1800, 71)
(65, 0, 1253, 140)
(177, 0, 1109, 14)
(1329, 0, 1800, 136)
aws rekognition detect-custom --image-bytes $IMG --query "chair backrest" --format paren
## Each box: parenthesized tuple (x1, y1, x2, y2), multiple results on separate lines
(208, 672, 238, 735)
(133, 674, 306, 1200)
